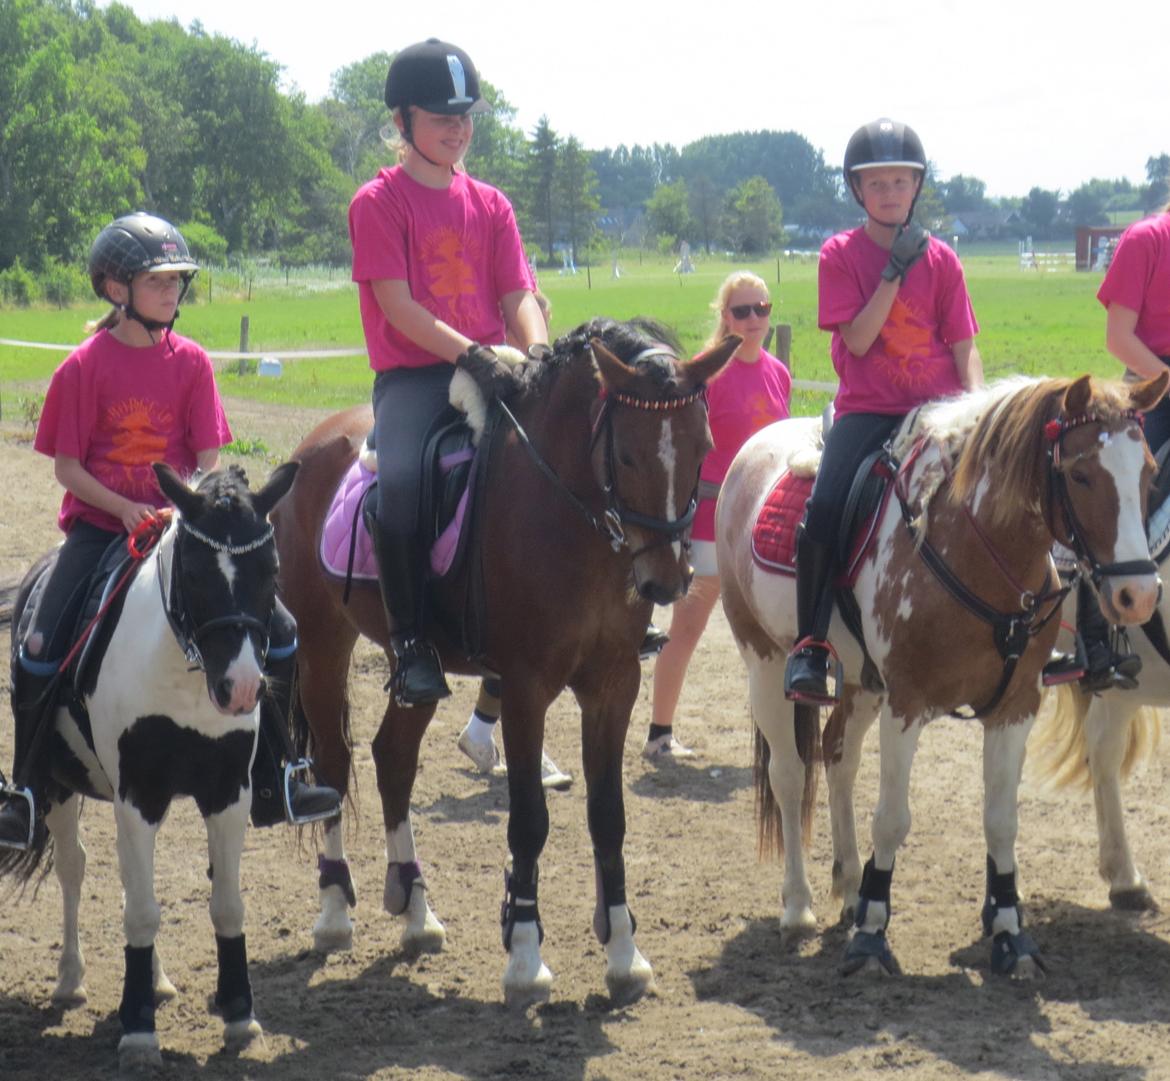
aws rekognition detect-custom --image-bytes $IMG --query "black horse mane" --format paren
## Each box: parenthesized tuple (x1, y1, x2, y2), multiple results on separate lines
(193, 465, 254, 514)
(514, 317, 685, 399)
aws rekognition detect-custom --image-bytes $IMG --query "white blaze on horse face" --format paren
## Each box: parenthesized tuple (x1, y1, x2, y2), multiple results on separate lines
(1096, 433, 1159, 624)
(216, 551, 263, 715)
(658, 417, 680, 558)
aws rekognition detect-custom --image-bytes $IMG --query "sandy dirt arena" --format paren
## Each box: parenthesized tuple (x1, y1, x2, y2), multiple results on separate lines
(1, 399, 1170, 1081)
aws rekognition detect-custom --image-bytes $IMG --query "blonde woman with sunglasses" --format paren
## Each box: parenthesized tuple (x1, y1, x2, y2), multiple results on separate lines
(643, 271, 792, 759)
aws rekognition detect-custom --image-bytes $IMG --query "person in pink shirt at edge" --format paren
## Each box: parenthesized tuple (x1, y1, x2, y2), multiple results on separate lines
(0, 214, 341, 850)
(1045, 207, 1170, 692)
(784, 119, 983, 706)
(348, 39, 571, 787)
(642, 272, 792, 759)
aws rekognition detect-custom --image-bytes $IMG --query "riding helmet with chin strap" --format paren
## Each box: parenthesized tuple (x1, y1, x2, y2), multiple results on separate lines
(843, 118, 927, 221)
(384, 39, 490, 164)
(88, 212, 198, 333)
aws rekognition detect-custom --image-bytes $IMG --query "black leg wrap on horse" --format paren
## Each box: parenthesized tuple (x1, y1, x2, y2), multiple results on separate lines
(214, 933, 254, 1023)
(853, 855, 893, 930)
(981, 856, 1044, 975)
(119, 945, 156, 1035)
(842, 856, 900, 975)
(500, 869, 543, 952)
(318, 854, 357, 908)
(592, 859, 635, 945)
(383, 860, 424, 916)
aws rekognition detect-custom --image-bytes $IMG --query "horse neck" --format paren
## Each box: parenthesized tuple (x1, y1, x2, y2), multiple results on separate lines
(510, 358, 600, 493)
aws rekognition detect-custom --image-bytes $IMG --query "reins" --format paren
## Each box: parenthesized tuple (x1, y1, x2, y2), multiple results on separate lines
(495, 379, 706, 557)
(892, 409, 1147, 719)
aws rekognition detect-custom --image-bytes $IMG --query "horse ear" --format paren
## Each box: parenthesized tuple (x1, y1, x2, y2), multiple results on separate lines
(591, 337, 635, 392)
(253, 461, 300, 519)
(1128, 369, 1170, 413)
(684, 334, 741, 388)
(1063, 374, 1093, 416)
(153, 462, 202, 519)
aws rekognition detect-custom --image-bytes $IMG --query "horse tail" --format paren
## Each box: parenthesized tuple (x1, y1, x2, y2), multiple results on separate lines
(0, 823, 54, 885)
(1029, 685, 1163, 791)
(754, 702, 821, 859)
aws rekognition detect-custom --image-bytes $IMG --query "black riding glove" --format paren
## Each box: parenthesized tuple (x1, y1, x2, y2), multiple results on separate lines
(881, 222, 929, 283)
(455, 344, 520, 401)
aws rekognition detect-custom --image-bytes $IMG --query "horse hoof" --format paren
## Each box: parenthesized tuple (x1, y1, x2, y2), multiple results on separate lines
(779, 913, 818, 945)
(223, 1016, 264, 1052)
(313, 919, 355, 953)
(990, 929, 1046, 978)
(118, 1032, 163, 1072)
(401, 921, 446, 956)
(606, 958, 655, 1007)
(51, 981, 87, 1007)
(503, 964, 553, 1011)
(840, 930, 901, 977)
(1109, 885, 1160, 913)
(1009, 955, 1046, 982)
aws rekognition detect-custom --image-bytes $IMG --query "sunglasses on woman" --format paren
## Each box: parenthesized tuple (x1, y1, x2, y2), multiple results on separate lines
(728, 302, 772, 319)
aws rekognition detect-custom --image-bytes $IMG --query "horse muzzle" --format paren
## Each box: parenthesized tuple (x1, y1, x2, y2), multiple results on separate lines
(1098, 572, 1161, 625)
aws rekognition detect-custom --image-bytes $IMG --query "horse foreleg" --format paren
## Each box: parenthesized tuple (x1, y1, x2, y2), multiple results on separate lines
(314, 818, 357, 952)
(842, 708, 921, 977)
(747, 652, 817, 935)
(498, 684, 557, 1009)
(825, 688, 881, 924)
(373, 701, 445, 954)
(205, 797, 263, 1050)
(113, 800, 163, 1070)
(578, 670, 653, 1006)
(45, 796, 87, 1006)
(1085, 696, 1157, 911)
(983, 718, 1045, 979)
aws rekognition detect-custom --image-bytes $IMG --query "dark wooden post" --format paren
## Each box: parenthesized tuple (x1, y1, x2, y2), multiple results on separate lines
(238, 316, 250, 375)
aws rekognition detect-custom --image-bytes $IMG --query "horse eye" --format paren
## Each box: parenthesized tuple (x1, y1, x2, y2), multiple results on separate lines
(618, 452, 636, 468)
(1069, 468, 1091, 487)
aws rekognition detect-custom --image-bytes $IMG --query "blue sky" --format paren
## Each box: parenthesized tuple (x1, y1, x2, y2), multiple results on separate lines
(108, 0, 1167, 199)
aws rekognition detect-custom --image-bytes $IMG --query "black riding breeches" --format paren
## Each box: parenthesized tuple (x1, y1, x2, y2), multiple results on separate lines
(371, 363, 456, 537)
(803, 412, 905, 546)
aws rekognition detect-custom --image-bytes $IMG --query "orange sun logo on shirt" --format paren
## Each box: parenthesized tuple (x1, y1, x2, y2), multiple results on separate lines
(875, 297, 936, 390)
(98, 398, 173, 495)
(422, 226, 480, 320)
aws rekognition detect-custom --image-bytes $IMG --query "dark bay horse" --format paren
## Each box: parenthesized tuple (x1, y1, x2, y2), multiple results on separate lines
(2, 463, 296, 1068)
(274, 318, 736, 1007)
(717, 373, 1166, 978)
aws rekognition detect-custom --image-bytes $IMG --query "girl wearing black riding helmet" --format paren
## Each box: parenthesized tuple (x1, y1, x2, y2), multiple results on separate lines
(784, 119, 984, 705)
(349, 39, 546, 712)
(0, 214, 340, 852)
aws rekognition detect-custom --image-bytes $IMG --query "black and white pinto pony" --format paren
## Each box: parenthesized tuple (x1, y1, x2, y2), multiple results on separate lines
(1, 462, 296, 1069)
(717, 373, 1166, 978)
(1030, 476, 1170, 912)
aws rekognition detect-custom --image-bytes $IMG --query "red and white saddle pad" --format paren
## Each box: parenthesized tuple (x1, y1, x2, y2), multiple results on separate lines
(751, 471, 814, 576)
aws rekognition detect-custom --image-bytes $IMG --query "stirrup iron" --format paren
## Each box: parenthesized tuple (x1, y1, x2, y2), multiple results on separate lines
(0, 785, 35, 851)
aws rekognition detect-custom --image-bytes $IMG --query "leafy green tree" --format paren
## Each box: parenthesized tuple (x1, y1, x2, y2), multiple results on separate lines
(688, 174, 721, 254)
(938, 174, 987, 214)
(527, 116, 559, 264)
(723, 176, 782, 254)
(556, 136, 600, 266)
(322, 52, 393, 180)
(646, 180, 693, 246)
(1145, 153, 1170, 211)
(1067, 180, 1113, 226)
(1020, 187, 1060, 239)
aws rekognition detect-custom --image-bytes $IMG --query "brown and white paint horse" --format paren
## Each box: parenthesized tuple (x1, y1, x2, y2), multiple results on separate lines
(717, 373, 1167, 978)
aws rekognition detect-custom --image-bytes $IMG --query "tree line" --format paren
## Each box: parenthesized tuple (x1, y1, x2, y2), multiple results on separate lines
(3, 0, 1169, 305)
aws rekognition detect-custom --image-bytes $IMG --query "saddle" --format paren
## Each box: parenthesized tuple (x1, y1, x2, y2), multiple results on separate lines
(319, 404, 502, 662)
(751, 449, 896, 586)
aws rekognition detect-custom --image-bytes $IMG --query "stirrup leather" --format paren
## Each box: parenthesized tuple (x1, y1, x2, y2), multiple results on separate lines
(0, 785, 35, 851)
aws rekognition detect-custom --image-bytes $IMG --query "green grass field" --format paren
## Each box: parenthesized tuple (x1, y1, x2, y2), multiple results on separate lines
(0, 246, 1118, 429)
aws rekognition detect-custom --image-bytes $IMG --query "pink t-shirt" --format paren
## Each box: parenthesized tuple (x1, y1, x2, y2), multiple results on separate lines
(1097, 213, 1170, 357)
(693, 347, 792, 541)
(35, 329, 232, 534)
(349, 166, 536, 371)
(819, 228, 978, 416)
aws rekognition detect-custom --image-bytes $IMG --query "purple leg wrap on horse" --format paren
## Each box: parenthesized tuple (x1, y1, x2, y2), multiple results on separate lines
(119, 944, 156, 1035)
(318, 854, 356, 907)
(500, 869, 542, 951)
(214, 933, 253, 1023)
(384, 860, 424, 916)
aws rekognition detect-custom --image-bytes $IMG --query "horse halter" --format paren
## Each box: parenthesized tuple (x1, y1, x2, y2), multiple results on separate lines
(590, 384, 706, 556)
(1046, 410, 1158, 586)
(161, 516, 277, 672)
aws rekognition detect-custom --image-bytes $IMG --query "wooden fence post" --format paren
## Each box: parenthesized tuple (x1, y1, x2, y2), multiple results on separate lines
(238, 315, 249, 375)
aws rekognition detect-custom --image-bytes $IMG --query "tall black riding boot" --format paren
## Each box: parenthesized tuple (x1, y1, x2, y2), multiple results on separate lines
(250, 648, 341, 828)
(0, 665, 57, 850)
(784, 530, 839, 705)
(367, 519, 451, 707)
(1077, 579, 1142, 692)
